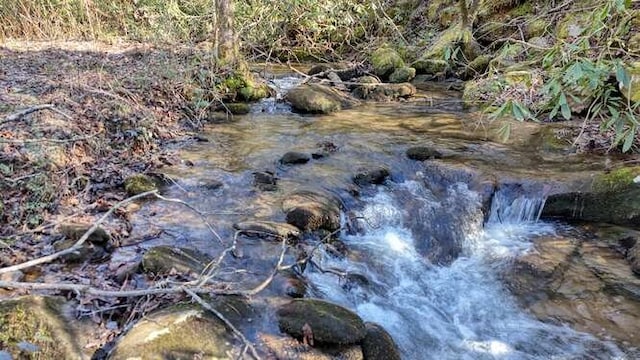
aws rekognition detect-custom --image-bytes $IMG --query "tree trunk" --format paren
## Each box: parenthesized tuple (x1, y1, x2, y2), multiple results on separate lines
(215, 0, 239, 65)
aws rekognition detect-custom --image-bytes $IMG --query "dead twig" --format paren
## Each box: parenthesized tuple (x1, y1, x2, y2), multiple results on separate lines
(1, 104, 55, 123)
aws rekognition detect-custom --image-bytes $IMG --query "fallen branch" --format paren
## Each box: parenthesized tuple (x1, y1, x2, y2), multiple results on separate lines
(1, 104, 55, 123)
(0, 131, 102, 144)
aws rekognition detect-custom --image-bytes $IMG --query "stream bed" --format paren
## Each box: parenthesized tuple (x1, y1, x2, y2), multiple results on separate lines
(122, 78, 639, 359)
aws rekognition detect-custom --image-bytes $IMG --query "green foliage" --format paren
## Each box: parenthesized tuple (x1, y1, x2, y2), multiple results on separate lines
(487, 0, 640, 152)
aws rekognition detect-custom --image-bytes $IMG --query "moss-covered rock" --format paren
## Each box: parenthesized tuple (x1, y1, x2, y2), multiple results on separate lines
(219, 72, 272, 102)
(259, 333, 363, 360)
(0, 296, 83, 359)
(361, 322, 401, 360)
(460, 54, 491, 79)
(412, 58, 448, 75)
(525, 18, 550, 39)
(353, 82, 416, 101)
(276, 299, 366, 345)
(224, 102, 251, 115)
(282, 190, 341, 232)
(542, 167, 640, 227)
(285, 84, 360, 114)
(238, 83, 271, 102)
(109, 305, 238, 360)
(123, 174, 157, 196)
(370, 47, 405, 80)
(142, 246, 212, 275)
(389, 66, 416, 83)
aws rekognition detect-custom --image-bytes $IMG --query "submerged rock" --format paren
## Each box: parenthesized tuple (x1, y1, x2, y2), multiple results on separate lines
(141, 246, 212, 275)
(352, 167, 390, 186)
(59, 223, 110, 245)
(286, 84, 359, 114)
(253, 170, 277, 191)
(542, 167, 640, 227)
(280, 151, 312, 165)
(505, 234, 640, 345)
(406, 146, 443, 161)
(353, 81, 416, 101)
(276, 299, 366, 345)
(223, 102, 251, 115)
(233, 220, 301, 240)
(123, 173, 157, 196)
(361, 322, 402, 360)
(109, 305, 240, 359)
(282, 191, 342, 232)
(0, 296, 83, 359)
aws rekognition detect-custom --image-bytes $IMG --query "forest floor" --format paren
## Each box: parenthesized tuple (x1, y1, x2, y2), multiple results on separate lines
(0, 41, 212, 247)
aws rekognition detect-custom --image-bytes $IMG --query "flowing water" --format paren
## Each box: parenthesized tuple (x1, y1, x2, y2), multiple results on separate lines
(126, 75, 637, 359)
(308, 183, 625, 359)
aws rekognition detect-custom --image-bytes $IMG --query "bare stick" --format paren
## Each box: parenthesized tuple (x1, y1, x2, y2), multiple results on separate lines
(1, 104, 55, 123)
(0, 190, 158, 275)
(184, 288, 262, 360)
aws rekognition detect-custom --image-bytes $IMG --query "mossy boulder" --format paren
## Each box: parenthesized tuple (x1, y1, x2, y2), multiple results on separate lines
(224, 103, 251, 115)
(142, 246, 213, 275)
(370, 47, 405, 80)
(460, 54, 491, 79)
(389, 66, 416, 83)
(0, 296, 83, 359)
(361, 322, 401, 360)
(259, 333, 364, 360)
(354, 83, 416, 101)
(109, 305, 238, 360)
(238, 83, 271, 102)
(412, 58, 448, 76)
(286, 84, 360, 114)
(219, 72, 271, 102)
(282, 190, 341, 232)
(542, 167, 640, 227)
(124, 174, 157, 196)
(525, 18, 550, 39)
(276, 299, 366, 345)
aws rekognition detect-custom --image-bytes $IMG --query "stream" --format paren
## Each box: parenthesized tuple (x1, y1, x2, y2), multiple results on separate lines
(124, 76, 636, 359)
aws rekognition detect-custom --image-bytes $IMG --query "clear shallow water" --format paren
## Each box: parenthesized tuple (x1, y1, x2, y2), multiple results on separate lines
(307, 181, 626, 359)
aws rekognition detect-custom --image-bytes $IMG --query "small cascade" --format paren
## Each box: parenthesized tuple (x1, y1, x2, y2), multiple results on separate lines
(308, 179, 625, 359)
(255, 76, 303, 113)
(487, 186, 548, 224)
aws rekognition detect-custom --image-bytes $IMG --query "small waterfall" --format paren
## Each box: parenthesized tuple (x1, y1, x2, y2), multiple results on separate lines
(308, 180, 625, 359)
(487, 184, 552, 224)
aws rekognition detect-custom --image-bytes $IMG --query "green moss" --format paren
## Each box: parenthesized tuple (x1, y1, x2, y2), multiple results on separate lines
(389, 66, 416, 83)
(629, 33, 640, 53)
(413, 58, 448, 75)
(593, 167, 640, 192)
(224, 103, 251, 114)
(525, 18, 550, 38)
(371, 47, 405, 79)
(0, 296, 82, 359)
(509, 2, 533, 17)
(238, 83, 270, 102)
(123, 173, 157, 196)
